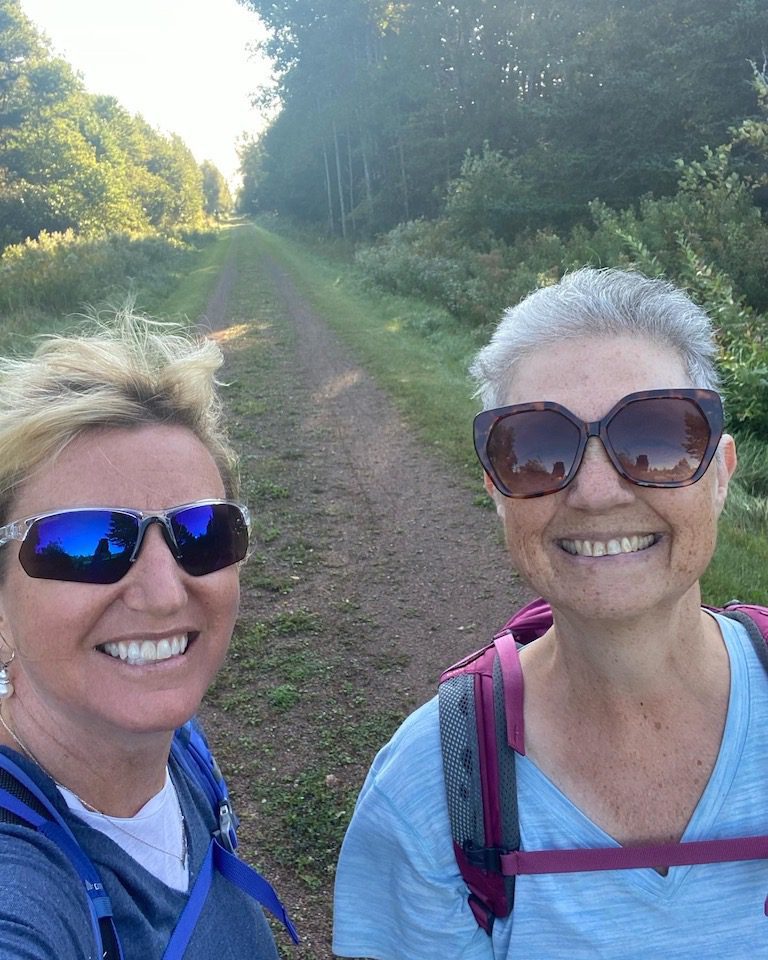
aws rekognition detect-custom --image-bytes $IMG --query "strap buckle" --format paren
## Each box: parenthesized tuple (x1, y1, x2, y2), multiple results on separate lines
(216, 799, 236, 853)
(463, 841, 503, 872)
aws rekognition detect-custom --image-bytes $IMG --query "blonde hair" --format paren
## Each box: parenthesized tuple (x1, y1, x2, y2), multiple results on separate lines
(0, 308, 238, 523)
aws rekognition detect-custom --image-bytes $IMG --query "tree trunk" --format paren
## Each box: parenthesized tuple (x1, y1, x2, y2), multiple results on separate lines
(347, 132, 357, 233)
(322, 139, 335, 235)
(397, 135, 410, 221)
(332, 118, 347, 239)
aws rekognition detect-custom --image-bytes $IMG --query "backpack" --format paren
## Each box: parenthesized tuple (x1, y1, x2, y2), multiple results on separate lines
(0, 720, 299, 959)
(438, 598, 768, 935)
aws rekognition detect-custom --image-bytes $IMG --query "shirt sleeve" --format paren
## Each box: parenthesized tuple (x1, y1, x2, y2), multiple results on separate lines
(0, 830, 96, 960)
(332, 700, 493, 960)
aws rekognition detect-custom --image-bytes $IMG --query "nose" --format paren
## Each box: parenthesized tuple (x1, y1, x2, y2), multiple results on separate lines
(564, 436, 636, 510)
(121, 523, 187, 614)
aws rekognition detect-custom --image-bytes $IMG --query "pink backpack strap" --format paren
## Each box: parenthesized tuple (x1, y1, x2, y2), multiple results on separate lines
(440, 599, 768, 936)
(501, 833, 768, 876)
(493, 632, 525, 755)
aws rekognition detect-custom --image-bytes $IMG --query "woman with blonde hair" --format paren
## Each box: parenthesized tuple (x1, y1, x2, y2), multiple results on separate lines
(0, 313, 295, 958)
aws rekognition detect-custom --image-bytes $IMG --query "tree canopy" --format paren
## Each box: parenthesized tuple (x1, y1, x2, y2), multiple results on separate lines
(0, 0, 228, 247)
(238, 0, 768, 238)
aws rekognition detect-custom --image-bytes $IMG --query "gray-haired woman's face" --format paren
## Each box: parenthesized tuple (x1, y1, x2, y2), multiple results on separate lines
(485, 334, 736, 622)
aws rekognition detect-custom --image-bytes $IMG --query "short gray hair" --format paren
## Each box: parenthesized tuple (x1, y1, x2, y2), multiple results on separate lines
(470, 268, 721, 409)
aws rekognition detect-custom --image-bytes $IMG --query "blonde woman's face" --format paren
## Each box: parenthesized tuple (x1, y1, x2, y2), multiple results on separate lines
(0, 424, 240, 747)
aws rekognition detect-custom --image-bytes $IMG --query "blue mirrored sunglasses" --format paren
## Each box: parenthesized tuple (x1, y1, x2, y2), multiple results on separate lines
(0, 499, 251, 584)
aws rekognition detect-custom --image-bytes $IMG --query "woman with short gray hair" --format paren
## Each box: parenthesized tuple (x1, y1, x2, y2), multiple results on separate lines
(332, 269, 766, 958)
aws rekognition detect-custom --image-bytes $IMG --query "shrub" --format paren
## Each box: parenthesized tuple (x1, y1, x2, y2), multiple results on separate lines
(0, 228, 216, 319)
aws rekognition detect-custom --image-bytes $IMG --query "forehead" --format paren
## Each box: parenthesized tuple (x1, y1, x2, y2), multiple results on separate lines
(13, 424, 225, 516)
(504, 335, 692, 417)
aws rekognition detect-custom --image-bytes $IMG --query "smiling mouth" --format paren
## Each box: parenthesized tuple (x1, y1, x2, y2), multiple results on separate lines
(98, 634, 190, 665)
(558, 534, 659, 557)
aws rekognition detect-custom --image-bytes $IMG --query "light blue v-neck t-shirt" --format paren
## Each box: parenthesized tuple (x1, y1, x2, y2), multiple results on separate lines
(333, 614, 768, 958)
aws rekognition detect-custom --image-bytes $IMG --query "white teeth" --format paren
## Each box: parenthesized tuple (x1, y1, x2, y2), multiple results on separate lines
(560, 535, 656, 557)
(99, 634, 189, 664)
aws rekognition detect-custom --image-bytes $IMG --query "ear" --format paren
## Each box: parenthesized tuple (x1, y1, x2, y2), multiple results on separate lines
(483, 472, 506, 518)
(714, 434, 737, 516)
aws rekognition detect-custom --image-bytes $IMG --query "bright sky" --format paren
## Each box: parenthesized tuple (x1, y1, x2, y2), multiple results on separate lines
(20, 0, 273, 187)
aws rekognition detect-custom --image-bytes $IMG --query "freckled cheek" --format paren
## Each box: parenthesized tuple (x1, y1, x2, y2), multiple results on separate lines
(1, 581, 97, 660)
(673, 523, 719, 579)
(502, 519, 554, 584)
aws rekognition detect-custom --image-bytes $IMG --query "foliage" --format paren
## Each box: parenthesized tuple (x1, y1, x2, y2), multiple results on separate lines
(0, 228, 212, 318)
(442, 145, 533, 248)
(239, 0, 768, 237)
(201, 161, 233, 219)
(355, 69, 768, 437)
(0, 0, 227, 248)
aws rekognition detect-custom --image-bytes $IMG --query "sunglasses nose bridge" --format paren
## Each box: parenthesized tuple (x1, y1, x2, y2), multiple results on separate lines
(128, 514, 180, 564)
(568, 417, 618, 483)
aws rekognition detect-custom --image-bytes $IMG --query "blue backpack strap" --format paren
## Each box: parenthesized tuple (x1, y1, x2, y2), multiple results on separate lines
(169, 722, 299, 946)
(0, 752, 123, 960)
(213, 839, 300, 943)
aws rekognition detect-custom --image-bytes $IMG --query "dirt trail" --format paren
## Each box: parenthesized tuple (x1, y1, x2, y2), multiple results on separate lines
(257, 254, 528, 700)
(198, 233, 530, 956)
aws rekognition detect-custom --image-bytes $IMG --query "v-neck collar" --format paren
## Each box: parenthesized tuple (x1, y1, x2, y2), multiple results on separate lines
(515, 614, 749, 898)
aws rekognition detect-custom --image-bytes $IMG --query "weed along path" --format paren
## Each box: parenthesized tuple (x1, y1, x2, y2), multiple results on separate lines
(197, 225, 530, 958)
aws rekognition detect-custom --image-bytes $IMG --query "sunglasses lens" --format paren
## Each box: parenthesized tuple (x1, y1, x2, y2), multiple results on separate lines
(609, 397, 711, 484)
(487, 409, 582, 497)
(19, 510, 137, 584)
(171, 502, 249, 576)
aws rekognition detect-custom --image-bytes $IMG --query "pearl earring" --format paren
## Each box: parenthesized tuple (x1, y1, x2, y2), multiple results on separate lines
(0, 652, 15, 700)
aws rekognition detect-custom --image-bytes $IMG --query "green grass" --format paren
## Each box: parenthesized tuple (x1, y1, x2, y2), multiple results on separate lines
(145, 226, 234, 321)
(0, 228, 232, 357)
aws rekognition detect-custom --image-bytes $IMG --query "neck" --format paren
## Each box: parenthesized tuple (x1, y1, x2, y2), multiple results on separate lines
(521, 588, 727, 704)
(0, 699, 172, 817)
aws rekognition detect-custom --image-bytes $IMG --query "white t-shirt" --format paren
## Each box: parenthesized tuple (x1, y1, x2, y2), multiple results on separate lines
(58, 767, 189, 891)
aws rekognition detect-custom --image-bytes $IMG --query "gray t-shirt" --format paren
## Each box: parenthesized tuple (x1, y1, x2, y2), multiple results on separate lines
(0, 747, 281, 959)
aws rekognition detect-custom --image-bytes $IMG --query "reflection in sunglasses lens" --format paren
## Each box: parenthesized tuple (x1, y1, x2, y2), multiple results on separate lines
(489, 410, 582, 496)
(610, 398, 710, 484)
(171, 503, 248, 576)
(22, 511, 137, 583)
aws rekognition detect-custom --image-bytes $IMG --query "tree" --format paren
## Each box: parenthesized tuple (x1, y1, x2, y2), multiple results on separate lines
(0, 0, 210, 246)
(200, 160, 233, 219)
(238, 0, 768, 236)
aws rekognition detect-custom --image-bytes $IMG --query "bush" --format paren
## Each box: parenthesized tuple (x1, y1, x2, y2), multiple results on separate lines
(0, 228, 217, 319)
(356, 113, 768, 437)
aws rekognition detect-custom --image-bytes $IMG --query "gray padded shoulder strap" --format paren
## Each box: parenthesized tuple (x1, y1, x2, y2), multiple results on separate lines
(719, 609, 768, 673)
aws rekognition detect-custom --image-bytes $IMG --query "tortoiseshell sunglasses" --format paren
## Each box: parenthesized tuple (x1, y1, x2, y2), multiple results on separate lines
(474, 388, 724, 499)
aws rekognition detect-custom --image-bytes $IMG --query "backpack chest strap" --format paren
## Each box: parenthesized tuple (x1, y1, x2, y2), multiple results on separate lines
(500, 833, 768, 875)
